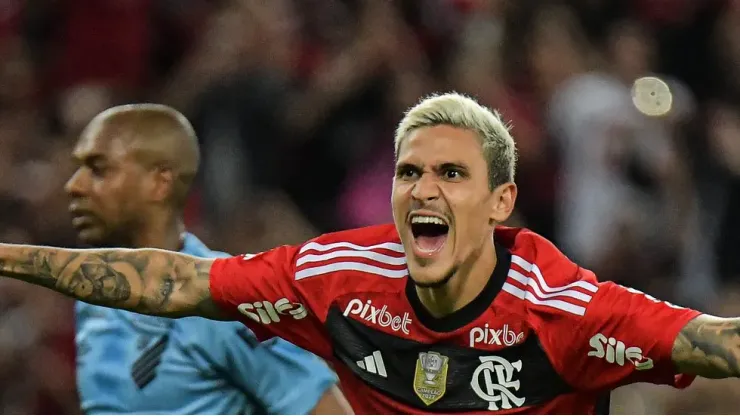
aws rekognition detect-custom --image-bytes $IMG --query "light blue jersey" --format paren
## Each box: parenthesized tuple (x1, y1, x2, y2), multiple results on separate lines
(75, 233, 337, 414)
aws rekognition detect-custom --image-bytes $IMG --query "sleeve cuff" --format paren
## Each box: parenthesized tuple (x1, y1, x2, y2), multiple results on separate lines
(659, 309, 703, 387)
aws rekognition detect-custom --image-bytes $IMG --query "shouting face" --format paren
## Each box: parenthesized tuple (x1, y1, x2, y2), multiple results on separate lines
(392, 125, 515, 287)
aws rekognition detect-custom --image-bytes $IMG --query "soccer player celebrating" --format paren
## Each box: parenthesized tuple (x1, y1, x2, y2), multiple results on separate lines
(60, 105, 349, 415)
(0, 93, 735, 414)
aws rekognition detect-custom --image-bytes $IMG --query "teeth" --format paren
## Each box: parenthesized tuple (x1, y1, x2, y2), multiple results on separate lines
(411, 216, 447, 226)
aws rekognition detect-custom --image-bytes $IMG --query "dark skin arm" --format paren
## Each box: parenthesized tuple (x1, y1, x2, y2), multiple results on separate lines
(0, 243, 226, 319)
(672, 314, 740, 378)
(310, 385, 354, 415)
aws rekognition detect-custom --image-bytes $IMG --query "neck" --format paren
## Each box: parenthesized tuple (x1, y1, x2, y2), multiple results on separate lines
(130, 214, 185, 251)
(415, 238, 497, 318)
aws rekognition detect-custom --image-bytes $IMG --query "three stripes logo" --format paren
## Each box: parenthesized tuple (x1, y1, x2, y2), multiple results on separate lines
(131, 335, 170, 389)
(501, 255, 598, 316)
(295, 241, 408, 281)
(356, 350, 387, 378)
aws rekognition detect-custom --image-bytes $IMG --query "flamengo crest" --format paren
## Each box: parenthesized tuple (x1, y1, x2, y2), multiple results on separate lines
(471, 355, 526, 411)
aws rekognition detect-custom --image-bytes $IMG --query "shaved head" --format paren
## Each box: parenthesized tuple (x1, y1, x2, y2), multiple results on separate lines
(81, 104, 200, 208)
(66, 104, 201, 246)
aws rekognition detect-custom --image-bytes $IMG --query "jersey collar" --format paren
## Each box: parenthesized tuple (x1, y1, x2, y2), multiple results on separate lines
(404, 244, 512, 333)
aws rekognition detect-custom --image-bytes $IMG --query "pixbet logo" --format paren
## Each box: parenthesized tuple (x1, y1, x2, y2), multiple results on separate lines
(237, 298, 308, 324)
(588, 333, 654, 370)
(469, 324, 525, 348)
(343, 299, 412, 334)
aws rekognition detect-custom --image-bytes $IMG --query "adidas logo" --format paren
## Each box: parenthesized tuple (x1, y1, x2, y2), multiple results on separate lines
(356, 350, 387, 378)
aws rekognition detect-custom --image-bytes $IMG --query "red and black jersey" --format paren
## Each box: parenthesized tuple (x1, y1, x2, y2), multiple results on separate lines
(210, 224, 700, 414)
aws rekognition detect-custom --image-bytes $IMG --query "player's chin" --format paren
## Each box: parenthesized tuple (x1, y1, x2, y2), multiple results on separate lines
(75, 227, 107, 246)
(407, 261, 455, 288)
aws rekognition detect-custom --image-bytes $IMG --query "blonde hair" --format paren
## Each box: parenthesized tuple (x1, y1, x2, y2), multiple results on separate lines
(394, 92, 517, 188)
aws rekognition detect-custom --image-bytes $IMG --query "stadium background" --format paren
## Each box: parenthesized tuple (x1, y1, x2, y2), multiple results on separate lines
(0, 0, 739, 413)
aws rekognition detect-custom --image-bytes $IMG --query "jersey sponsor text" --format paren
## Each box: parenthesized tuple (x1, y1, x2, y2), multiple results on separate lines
(469, 324, 525, 348)
(588, 333, 654, 370)
(343, 298, 412, 334)
(237, 298, 308, 324)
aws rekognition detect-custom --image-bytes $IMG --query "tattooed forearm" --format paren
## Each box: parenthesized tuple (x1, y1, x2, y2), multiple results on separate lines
(672, 314, 740, 378)
(0, 244, 221, 319)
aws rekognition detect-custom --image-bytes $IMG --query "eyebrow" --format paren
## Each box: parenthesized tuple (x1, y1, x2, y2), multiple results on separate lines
(395, 161, 471, 175)
(395, 162, 419, 173)
(436, 162, 469, 172)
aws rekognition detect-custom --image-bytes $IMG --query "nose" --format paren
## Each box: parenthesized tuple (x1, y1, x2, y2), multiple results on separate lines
(64, 169, 87, 197)
(411, 172, 440, 202)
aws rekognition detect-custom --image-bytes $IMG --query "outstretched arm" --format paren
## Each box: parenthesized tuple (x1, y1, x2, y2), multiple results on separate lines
(672, 314, 740, 378)
(0, 243, 226, 319)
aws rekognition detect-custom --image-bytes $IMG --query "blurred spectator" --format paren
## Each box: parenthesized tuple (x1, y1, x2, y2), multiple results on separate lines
(548, 18, 696, 297)
(708, 99, 740, 282)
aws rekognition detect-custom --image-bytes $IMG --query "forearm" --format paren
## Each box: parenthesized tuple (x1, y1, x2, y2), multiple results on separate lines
(310, 385, 354, 415)
(672, 314, 740, 378)
(0, 243, 219, 318)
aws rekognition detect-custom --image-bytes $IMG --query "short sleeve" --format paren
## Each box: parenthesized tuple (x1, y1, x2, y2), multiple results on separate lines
(178, 319, 336, 414)
(208, 246, 330, 357)
(239, 337, 338, 414)
(542, 275, 701, 391)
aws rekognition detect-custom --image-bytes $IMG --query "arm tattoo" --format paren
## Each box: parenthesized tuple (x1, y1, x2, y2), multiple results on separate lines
(672, 315, 740, 378)
(0, 244, 223, 319)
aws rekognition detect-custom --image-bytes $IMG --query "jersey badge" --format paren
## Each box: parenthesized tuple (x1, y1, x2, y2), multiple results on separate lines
(413, 351, 449, 405)
(471, 355, 526, 411)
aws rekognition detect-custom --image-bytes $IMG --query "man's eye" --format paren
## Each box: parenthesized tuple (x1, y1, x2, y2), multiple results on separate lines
(444, 169, 460, 179)
(398, 168, 418, 179)
(90, 165, 106, 177)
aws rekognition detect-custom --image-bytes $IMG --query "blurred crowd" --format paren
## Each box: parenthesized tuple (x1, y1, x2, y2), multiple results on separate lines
(1, 0, 740, 413)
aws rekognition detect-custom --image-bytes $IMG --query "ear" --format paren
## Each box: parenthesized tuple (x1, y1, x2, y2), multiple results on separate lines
(148, 166, 175, 204)
(489, 182, 518, 225)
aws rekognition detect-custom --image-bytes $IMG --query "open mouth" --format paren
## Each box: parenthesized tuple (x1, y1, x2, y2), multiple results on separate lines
(410, 215, 449, 254)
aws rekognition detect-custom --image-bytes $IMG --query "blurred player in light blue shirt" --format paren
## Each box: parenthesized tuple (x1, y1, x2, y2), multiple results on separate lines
(65, 104, 349, 414)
